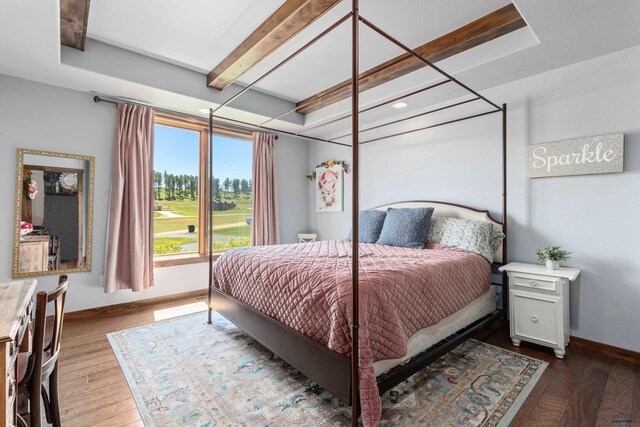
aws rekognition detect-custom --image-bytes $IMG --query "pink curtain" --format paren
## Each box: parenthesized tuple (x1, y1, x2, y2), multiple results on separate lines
(251, 132, 279, 246)
(105, 103, 155, 293)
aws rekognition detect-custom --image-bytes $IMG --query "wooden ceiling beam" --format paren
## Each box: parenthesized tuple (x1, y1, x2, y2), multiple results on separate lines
(60, 0, 91, 51)
(207, 0, 341, 90)
(296, 3, 526, 115)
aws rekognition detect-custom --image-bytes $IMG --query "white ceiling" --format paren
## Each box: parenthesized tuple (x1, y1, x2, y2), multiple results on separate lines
(88, 0, 287, 75)
(239, 0, 535, 102)
(88, 0, 517, 101)
(1, 0, 639, 141)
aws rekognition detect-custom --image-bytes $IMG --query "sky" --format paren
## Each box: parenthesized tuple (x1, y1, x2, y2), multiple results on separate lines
(154, 124, 252, 180)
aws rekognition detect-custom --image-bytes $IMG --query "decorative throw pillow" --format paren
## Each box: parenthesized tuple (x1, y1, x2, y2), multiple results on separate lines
(376, 207, 434, 249)
(347, 210, 387, 243)
(427, 217, 505, 263)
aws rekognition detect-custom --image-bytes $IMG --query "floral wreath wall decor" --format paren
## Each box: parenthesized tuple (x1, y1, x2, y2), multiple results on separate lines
(306, 160, 350, 181)
(24, 177, 38, 200)
(310, 160, 349, 213)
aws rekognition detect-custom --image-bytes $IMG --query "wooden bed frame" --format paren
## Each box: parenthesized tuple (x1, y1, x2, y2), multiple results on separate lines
(208, 200, 508, 406)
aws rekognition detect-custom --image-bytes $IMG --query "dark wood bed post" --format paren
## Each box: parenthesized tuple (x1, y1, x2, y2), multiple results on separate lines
(202, 5, 509, 420)
(350, 0, 360, 425)
(208, 108, 214, 325)
(502, 103, 508, 320)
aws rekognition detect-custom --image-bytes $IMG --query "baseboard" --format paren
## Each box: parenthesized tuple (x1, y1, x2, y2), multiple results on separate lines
(64, 289, 208, 321)
(570, 335, 640, 365)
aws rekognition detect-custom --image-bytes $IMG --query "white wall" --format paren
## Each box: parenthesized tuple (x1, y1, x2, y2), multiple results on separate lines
(276, 135, 310, 243)
(308, 45, 640, 352)
(0, 75, 308, 312)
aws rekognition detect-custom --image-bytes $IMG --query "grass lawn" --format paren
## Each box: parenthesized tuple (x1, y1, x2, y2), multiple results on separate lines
(155, 237, 197, 246)
(212, 211, 251, 226)
(154, 213, 252, 234)
(155, 198, 198, 216)
(154, 217, 198, 234)
(154, 190, 252, 234)
(214, 225, 251, 237)
(155, 189, 199, 216)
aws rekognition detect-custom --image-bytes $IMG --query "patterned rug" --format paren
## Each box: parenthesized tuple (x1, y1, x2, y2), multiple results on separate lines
(107, 312, 547, 426)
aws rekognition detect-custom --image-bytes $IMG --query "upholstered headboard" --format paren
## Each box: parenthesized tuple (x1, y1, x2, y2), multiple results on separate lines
(372, 200, 505, 264)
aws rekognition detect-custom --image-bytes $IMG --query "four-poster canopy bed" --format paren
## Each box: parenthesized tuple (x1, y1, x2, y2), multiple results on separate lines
(205, 1, 509, 425)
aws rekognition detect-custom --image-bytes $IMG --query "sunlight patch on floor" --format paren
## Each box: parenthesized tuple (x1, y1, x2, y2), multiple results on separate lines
(153, 301, 208, 321)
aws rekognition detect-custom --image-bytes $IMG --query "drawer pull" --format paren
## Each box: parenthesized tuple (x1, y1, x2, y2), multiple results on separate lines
(531, 316, 539, 323)
(530, 281, 537, 287)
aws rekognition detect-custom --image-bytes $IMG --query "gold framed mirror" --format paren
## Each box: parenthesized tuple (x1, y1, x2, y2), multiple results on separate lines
(12, 149, 95, 277)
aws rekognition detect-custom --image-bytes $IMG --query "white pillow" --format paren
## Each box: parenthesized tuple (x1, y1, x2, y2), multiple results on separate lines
(427, 217, 504, 263)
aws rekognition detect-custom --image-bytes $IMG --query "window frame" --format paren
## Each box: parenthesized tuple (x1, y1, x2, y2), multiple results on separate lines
(153, 114, 252, 267)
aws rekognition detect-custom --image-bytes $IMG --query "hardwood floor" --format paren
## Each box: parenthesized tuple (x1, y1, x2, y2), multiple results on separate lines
(57, 295, 640, 426)
(473, 325, 640, 427)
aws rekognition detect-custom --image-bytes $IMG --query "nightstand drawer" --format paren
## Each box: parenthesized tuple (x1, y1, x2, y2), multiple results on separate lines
(512, 291, 561, 346)
(511, 273, 559, 292)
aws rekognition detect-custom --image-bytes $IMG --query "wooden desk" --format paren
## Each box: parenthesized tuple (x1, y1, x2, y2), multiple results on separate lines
(0, 280, 36, 427)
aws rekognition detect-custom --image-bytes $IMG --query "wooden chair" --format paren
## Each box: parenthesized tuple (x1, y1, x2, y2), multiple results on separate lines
(47, 235, 60, 271)
(17, 275, 68, 427)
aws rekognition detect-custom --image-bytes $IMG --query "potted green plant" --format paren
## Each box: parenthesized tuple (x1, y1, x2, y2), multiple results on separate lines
(536, 246, 571, 270)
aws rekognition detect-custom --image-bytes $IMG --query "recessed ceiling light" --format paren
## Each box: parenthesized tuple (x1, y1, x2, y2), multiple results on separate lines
(392, 102, 408, 109)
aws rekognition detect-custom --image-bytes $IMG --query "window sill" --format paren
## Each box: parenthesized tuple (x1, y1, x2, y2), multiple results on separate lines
(154, 253, 221, 268)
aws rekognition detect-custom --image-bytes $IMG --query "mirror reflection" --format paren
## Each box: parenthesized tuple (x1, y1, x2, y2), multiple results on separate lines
(14, 150, 94, 277)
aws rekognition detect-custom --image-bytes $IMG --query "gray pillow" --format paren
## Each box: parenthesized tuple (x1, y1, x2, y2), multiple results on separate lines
(376, 207, 434, 249)
(347, 210, 387, 243)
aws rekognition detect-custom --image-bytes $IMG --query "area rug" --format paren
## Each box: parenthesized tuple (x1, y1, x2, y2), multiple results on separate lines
(107, 312, 547, 426)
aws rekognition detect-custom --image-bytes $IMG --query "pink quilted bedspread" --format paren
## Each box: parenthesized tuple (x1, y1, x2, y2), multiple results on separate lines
(212, 240, 491, 426)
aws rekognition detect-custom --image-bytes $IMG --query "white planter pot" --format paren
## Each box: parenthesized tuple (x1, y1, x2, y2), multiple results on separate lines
(545, 260, 560, 270)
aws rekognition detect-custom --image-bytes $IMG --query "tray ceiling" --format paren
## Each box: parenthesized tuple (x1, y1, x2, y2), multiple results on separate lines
(88, 0, 518, 102)
(1, 0, 639, 139)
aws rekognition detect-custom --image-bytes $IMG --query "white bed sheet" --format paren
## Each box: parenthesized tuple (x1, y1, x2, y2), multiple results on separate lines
(373, 287, 497, 376)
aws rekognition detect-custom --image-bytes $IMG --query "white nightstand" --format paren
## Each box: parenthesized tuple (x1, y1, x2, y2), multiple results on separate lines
(499, 262, 581, 358)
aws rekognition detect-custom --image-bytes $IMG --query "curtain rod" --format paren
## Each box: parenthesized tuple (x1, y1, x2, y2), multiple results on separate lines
(92, 95, 279, 140)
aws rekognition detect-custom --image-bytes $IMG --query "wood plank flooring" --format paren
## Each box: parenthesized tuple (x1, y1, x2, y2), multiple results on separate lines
(56, 295, 640, 426)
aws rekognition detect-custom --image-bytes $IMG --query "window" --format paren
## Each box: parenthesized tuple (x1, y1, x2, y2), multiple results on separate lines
(211, 134, 253, 250)
(152, 116, 252, 259)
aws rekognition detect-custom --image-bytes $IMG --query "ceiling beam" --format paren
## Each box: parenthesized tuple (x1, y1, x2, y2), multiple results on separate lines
(60, 0, 91, 51)
(296, 3, 526, 115)
(207, 0, 341, 90)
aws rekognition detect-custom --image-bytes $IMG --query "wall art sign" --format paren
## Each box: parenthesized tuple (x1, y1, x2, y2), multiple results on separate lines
(529, 133, 624, 178)
(316, 165, 343, 212)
